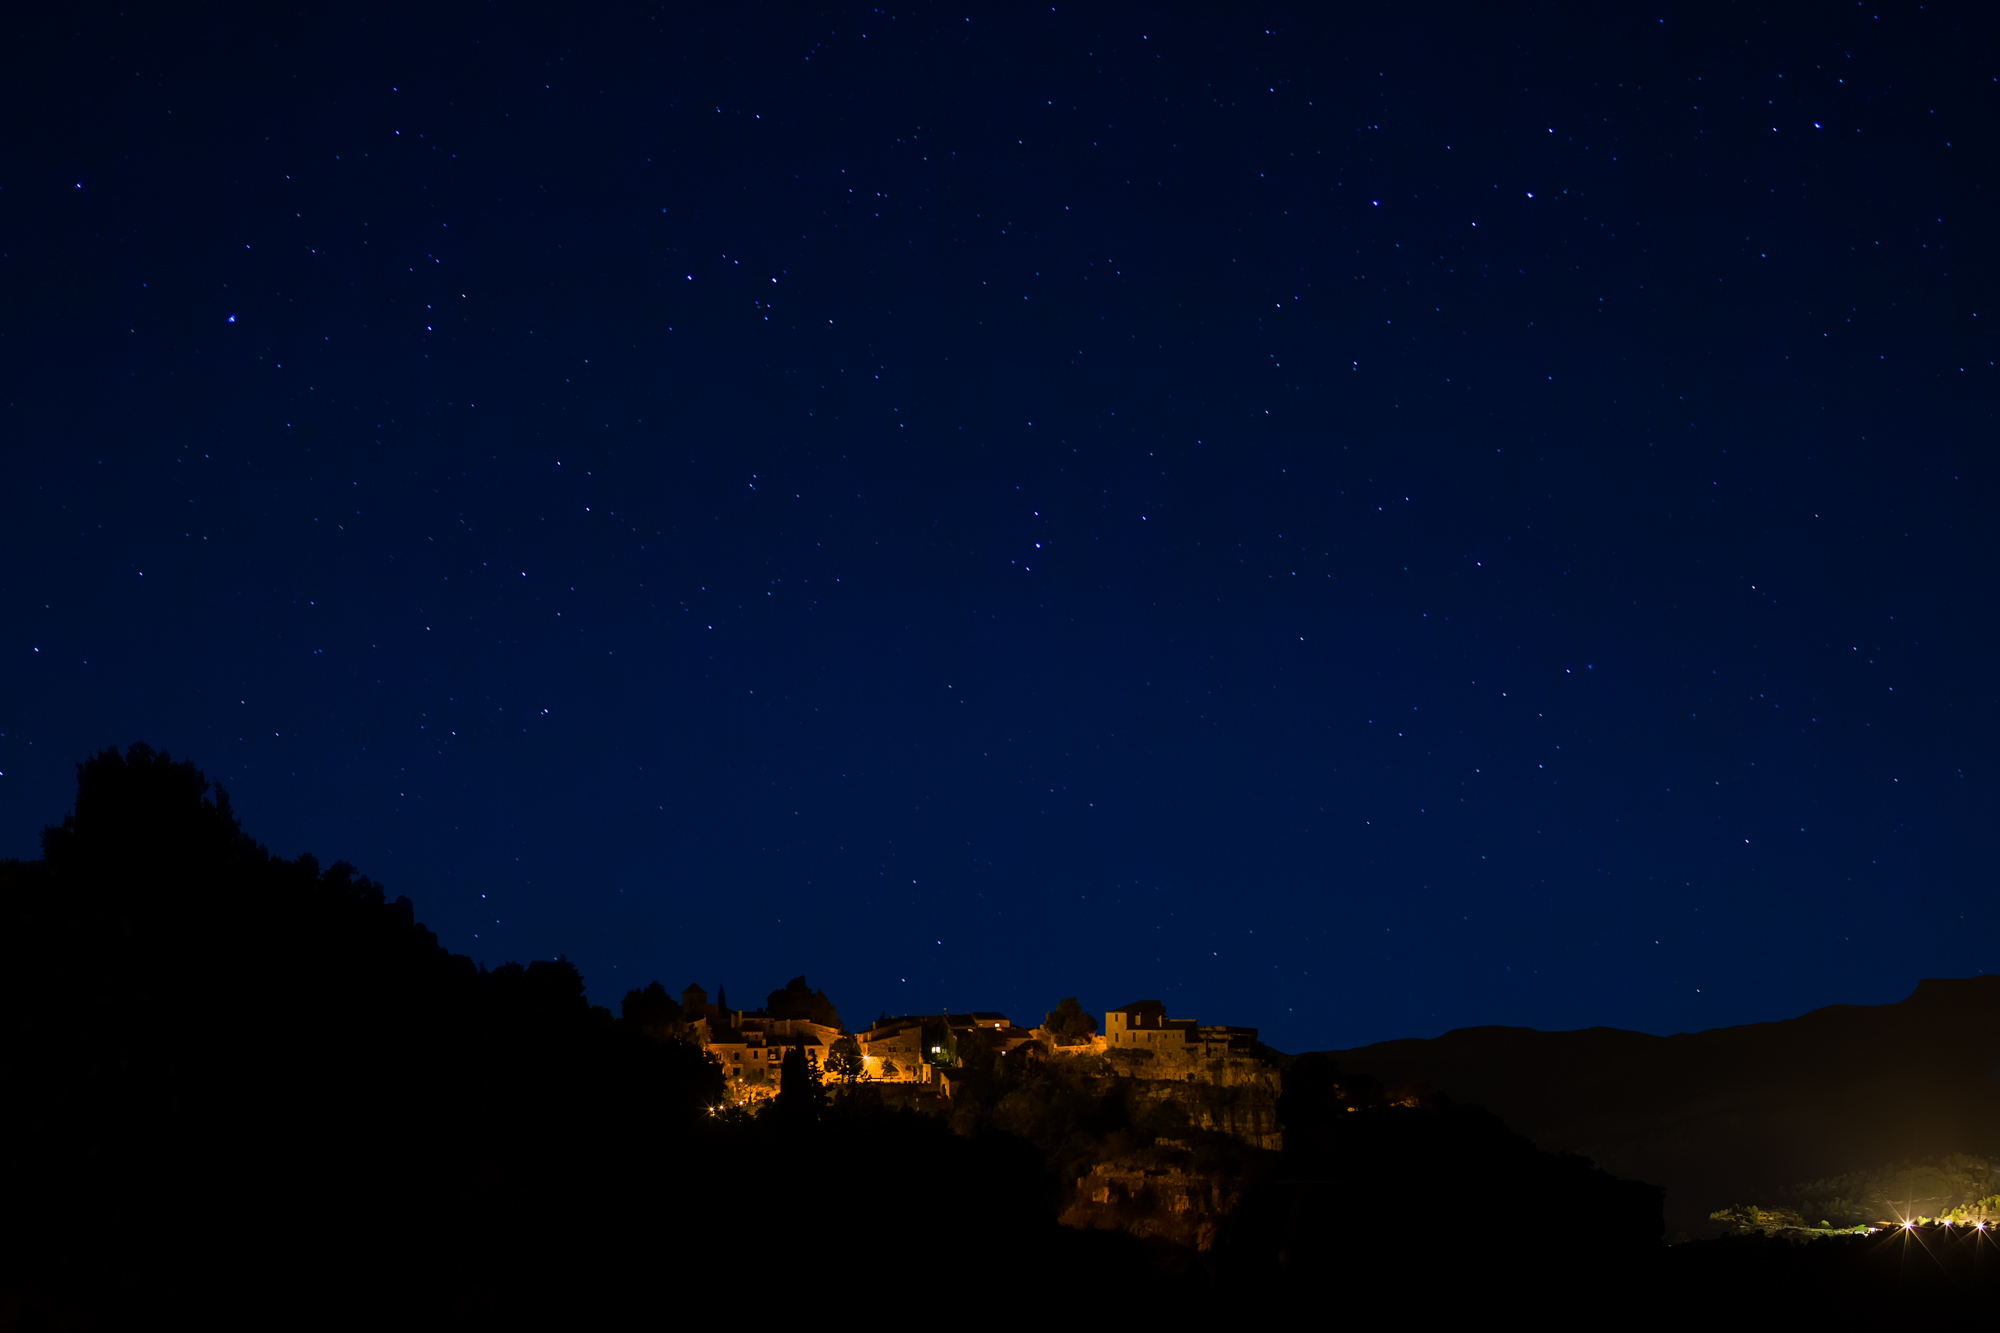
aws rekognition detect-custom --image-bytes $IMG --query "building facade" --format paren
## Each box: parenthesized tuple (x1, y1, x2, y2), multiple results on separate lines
(684, 982, 844, 1100)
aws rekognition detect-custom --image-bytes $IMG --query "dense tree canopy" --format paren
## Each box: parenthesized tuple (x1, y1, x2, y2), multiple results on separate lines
(621, 980, 689, 1041)
(766, 974, 841, 1028)
(826, 1035, 864, 1083)
(1044, 997, 1099, 1046)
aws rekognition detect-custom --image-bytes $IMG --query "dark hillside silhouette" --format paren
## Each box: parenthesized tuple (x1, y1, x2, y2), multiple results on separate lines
(0, 746, 1131, 1323)
(1224, 1053, 1663, 1298)
(1326, 978, 2000, 1233)
(7, 744, 1989, 1321)
(1, 745, 727, 1324)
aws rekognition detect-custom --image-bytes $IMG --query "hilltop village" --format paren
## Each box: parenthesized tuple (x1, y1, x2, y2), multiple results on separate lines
(677, 977, 1278, 1143)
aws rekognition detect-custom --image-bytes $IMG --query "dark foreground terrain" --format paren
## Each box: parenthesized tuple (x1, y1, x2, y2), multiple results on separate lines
(4, 746, 1993, 1326)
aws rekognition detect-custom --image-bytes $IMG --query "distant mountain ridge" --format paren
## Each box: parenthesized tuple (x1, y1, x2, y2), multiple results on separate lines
(1327, 976, 2000, 1232)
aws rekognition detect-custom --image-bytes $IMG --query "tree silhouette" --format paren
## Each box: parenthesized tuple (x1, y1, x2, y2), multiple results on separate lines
(774, 1042, 823, 1124)
(826, 1034, 864, 1083)
(766, 974, 841, 1028)
(621, 980, 686, 1041)
(1044, 997, 1098, 1045)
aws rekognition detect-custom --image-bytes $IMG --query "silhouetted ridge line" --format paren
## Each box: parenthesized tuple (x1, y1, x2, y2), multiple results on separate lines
(12, 744, 1987, 1321)
(1, 744, 725, 1324)
(1327, 974, 2000, 1237)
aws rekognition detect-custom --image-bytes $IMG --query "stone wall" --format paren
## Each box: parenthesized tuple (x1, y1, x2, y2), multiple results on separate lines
(1058, 1155, 1244, 1251)
(1095, 1048, 1284, 1151)
(1129, 1076, 1283, 1153)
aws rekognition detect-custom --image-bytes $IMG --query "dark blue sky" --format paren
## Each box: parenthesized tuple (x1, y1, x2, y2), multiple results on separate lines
(3, 4, 1993, 1052)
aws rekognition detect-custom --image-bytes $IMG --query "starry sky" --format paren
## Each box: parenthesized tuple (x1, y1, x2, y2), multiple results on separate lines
(3, 4, 1994, 1052)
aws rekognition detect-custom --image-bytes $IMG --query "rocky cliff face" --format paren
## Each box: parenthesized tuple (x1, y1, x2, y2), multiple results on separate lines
(1115, 1067, 1284, 1152)
(1048, 1050, 1285, 1249)
(1059, 1151, 1244, 1251)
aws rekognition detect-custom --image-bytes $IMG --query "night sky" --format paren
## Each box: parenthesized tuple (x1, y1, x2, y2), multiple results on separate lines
(3, 5, 1993, 1053)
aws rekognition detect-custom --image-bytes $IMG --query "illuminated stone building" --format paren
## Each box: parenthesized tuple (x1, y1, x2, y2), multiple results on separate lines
(683, 981, 841, 1100)
(855, 1011, 1032, 1081)
(703, 1021, 833, 1096)
(1104, 1000, 1259, 1063)
(682, 982, 1273, 1110)
(854, 1015, 933, 1081)
(1092, 1000, 1279, 1148)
